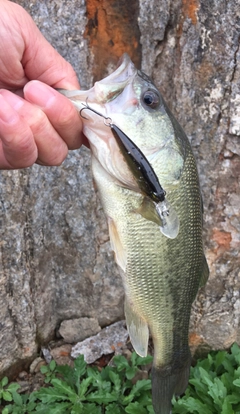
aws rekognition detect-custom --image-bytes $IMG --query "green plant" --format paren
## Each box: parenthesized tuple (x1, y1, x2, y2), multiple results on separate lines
(2, 344, 240, 413)
(172, 343, 240, 414)
(35, 353, 153, 413)
(40, 359, 57, 384)
(0, 376, 37, 414)
(2, 352, 153, 414)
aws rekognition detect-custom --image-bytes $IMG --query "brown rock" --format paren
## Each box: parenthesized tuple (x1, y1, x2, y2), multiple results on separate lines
(59, 317, 101, 343)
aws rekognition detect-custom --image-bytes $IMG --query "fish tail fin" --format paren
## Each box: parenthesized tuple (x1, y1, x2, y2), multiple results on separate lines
(151, 361, 190, 414)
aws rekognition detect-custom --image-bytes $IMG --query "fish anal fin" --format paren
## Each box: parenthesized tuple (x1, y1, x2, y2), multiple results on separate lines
(125, 297, 149, 357)
(108, 217, 127, 272)
(199, 255, 209, 287)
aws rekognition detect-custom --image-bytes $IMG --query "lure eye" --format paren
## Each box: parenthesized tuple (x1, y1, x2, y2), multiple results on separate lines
(142, 90, 160, 109)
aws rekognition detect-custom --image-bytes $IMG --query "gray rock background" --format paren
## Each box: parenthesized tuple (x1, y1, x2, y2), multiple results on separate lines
(0, 0, 239, 376)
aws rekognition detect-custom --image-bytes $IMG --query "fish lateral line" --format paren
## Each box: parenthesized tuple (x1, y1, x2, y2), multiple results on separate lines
(80, 99, 180, 239)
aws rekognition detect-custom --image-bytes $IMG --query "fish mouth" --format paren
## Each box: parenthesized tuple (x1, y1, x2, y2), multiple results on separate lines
(92, 54, 136, 104)
(109, 53, 136, 82)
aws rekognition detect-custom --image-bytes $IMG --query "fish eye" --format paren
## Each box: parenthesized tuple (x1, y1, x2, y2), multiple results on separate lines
(142, 90, 160, 109)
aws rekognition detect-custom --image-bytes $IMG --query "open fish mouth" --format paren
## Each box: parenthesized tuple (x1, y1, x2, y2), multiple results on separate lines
(93, 54, 136, 104)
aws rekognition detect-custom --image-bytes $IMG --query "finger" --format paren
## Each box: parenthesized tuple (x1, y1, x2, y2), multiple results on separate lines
(0, 90, 69, 166)
(5, 1, 80, 90)
(0, 94, 37, 169)
(24, 81, 85, 150)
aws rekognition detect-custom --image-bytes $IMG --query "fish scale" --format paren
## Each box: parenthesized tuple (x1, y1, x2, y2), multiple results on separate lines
(59, 53, 209, 414)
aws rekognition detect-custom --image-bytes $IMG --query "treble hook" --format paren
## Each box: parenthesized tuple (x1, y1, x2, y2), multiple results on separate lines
(80, 98, 112, 126)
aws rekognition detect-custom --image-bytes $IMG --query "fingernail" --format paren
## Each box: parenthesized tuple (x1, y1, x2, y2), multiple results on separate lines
(24, 81, 57, 108)
(0, 94, 20, 124)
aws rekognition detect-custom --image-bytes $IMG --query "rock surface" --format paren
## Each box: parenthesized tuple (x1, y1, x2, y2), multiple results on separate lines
(59, 317, 101, 342)
(0, 0, 239, 377)
(71, 321, 129, 363)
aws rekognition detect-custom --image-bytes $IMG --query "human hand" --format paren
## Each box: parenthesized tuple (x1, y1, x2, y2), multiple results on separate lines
(0, 0, 85, 169)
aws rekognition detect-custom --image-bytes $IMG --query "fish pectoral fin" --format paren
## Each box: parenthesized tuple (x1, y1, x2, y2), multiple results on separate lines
(108, 217, 127, 272)
(199, 255, 209, 287)
(125, 297, 149, 357)
(135, 197, 162, 226)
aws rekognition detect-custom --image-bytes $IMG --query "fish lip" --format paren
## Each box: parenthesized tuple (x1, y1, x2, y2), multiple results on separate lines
(91, 54, 137, 105)
(116, 53, 130, 68)
(98, 54, 136, 85)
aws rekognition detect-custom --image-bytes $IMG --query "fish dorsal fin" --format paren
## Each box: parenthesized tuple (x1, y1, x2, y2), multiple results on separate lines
(199, 255, 209, 287)
(108, 217, 127, 272)
(125, 296, 149, 357)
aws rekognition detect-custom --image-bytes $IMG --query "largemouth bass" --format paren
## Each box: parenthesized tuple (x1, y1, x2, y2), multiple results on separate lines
(60, 54, 209, 414)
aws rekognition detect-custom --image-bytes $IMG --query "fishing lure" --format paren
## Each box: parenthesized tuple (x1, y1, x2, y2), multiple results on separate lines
(80, 100, 179, 239)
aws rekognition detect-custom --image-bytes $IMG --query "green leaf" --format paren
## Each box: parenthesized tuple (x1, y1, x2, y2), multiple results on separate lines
(189, 378, 207, 395)
(2, 391, 13, 402)
(214, 351, 227, 371)
(87, 391, 117, 404)
(11, 391, 23, 406)
(35, 402, 72, 414)
(78, 377, 93, 399)
(7, 383, 21, 392)
(198, 367, 214, 387)
(40, 365, 49, 374)
(80, 403, 102, 414)
(36, 382, 73, 404)
(74, 355, 87, 378)
(233, 379, 240, 387)
(114, 355, 130, 371)
(50, 378, 77, 398)
(1, 377, 9, 387)
(124, 380, 151, 405)
(131, 379, 151, 395)
(126, 367, 137, 380)
(231, 343, 240, 363)
(226, 393, 240, 405)
(146, 405, 155, 414)
(207, 378, 227, 408)
(56, 364, 75, 389)
(222, 358, 235, 375)
(108, 370, 121, 391)
(134, 354, 153, 368)
(105, 402, 124, 413)
(49, 360, 57, 372)
(173, 396, 212, 414)
(125, 401, 148, 413)
(221, 397, 234, 414)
